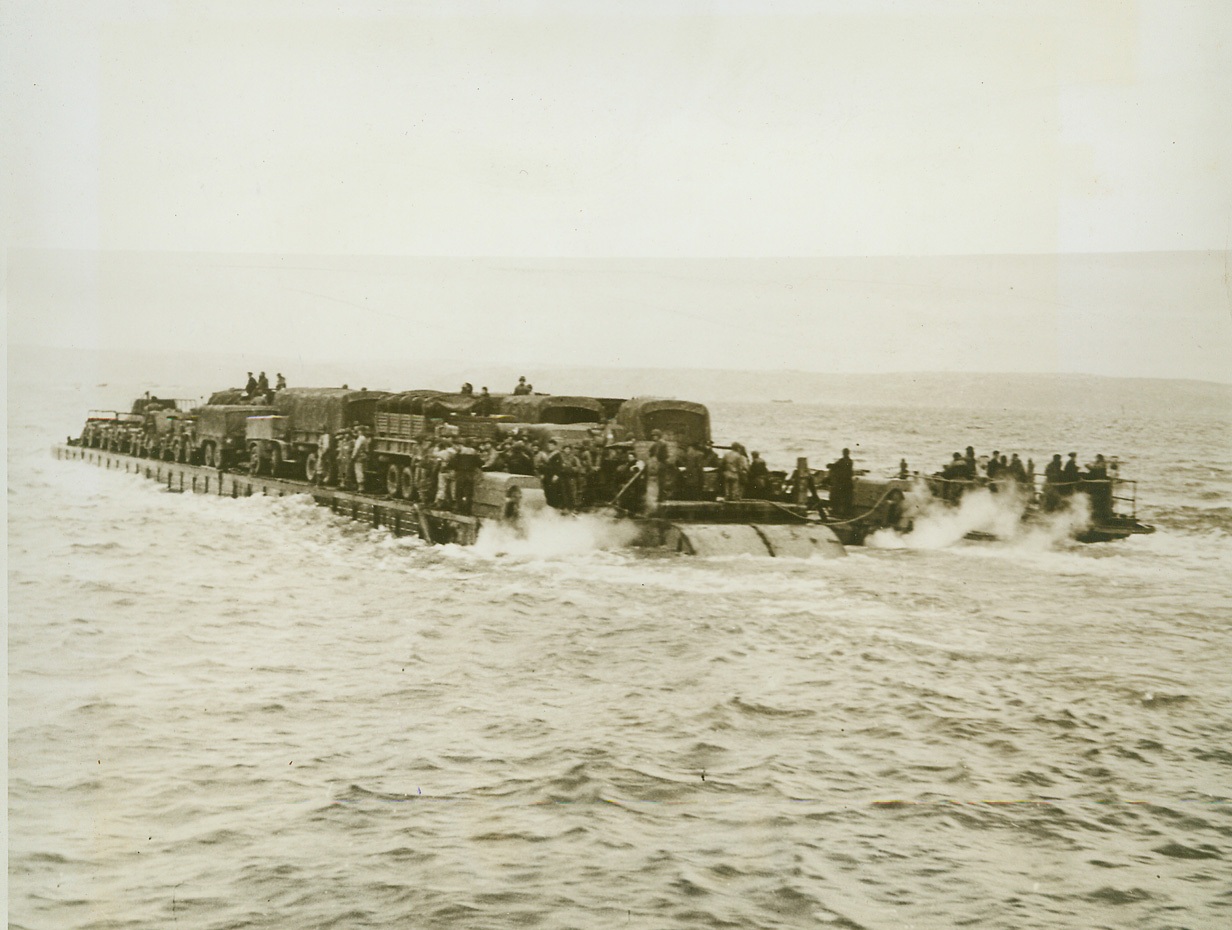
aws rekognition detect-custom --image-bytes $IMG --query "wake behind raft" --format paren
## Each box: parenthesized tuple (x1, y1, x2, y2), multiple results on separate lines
(60, 386, 1152, 557)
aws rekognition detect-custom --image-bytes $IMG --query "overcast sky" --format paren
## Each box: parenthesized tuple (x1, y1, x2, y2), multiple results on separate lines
(4, 0, 1231, 380)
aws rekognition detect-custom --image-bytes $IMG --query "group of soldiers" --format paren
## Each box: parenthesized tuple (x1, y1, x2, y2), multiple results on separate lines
(1042, 451, 1116, 518)
(610, 433, 819, 512)
(311, 425, 371, 492)
(937, 446, 1035, 499)
(241, 371, 287, 404)
(932, 445, 1117, 519)
(297, 422, 818, 516)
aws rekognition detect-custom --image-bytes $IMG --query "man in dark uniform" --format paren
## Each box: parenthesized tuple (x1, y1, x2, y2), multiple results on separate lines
(828, 448, 854, 516)
(681, 443, 706, 501)
(1085, 454, 1112, 520)
(1043, 453, 1064, 511)
(747, 451, 770, 499)
(535, 440, 563, 508)
(1061, 452, 1081, 497)
(1008, 453, 1028, 486)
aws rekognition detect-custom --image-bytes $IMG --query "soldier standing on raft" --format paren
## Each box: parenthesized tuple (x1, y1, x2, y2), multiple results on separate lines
(722, 443, 749, 501)
(314, 430, 332, 485)
(828, 448, 855, 516)
(336, 429, 354, 490)
(1085, 453, 1112, 521)
(513, 376, 533, 395)
(681, 443, 706, 501)
(612, 452, 645, 511)
(453, 441, 480, 514)
(352, 426, 371, 492)
(535, 440, 563, 508)
(1062, 452, 1081, 497)
(645, 430, 669, 504)
(243, 372, 258, 399)
(1043, 453, 1064, 510)
(417, 443, 439, 504)
(1008, 453, 1028, 486)
(747, 451, 769, 499)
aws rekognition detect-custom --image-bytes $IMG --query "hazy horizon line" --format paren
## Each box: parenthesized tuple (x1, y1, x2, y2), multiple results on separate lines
(11, 341, 1232, 389)
(8, 246, 1228, 261)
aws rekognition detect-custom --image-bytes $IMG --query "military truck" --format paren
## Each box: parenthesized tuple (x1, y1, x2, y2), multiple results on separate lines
(131, 399, 196, 459)
(246, 387, 390, 480)
(194, 404, 276, 469)
(615, 397, 710, 457)
(85, 411, 145, 453)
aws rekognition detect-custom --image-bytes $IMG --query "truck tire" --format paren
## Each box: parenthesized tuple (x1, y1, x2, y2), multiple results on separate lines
(271, 445, 284, 477)
(203, 443, 216, 468)
(386, 463, 401, 497)
(400, 466, 416, 500)
(305, 452, 318, 482)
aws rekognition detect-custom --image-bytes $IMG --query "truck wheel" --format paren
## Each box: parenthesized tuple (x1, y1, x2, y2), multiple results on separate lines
(204, 443, 216, 468)
(400, 466, 416, 500)
(271, 446, 284, 477)
(386, 463, 401, 497)
(305, 452, 318, 482)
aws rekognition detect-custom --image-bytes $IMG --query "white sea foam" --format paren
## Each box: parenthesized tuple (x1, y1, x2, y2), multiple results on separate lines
(867, 484, 1091, 550)
(472, 507, 642, 560)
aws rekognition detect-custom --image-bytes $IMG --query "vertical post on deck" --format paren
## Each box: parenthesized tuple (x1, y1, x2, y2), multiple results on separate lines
(794, 457, 809, 507)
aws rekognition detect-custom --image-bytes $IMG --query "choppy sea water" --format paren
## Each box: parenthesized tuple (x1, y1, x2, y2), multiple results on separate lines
(8, 380, 1232, 930)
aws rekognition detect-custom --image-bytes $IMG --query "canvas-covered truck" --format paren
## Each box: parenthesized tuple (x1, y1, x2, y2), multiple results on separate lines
(194, 404, 276, 469)
(615, 397, 711, 457)
(247, 387, 390, 480)
(490, 394, 627, 448)
(372, 390, 508, 498)
(497, 394, 606, 425)
(372, 391, 447, 497)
